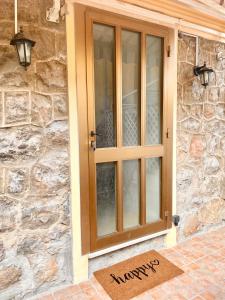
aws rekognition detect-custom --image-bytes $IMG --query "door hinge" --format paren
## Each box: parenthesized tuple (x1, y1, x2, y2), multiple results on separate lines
(166, 128, 170, 139)
(167, 45, 171, 57)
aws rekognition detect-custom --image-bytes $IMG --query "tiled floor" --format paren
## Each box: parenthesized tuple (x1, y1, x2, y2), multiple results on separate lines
(38, 227, 225, 300)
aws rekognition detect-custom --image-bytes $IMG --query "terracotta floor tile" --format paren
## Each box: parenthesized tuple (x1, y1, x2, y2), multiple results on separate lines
(39, 295, 54, 300)
(38, 227, 225, 300)
(79, 281, 93, 290)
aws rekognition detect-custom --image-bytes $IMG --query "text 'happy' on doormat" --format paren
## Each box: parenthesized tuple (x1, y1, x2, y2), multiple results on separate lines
(94, 250, 184, 300)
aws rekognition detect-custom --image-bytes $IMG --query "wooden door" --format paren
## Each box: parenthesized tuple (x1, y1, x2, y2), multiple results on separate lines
(84, 8, 172, 252)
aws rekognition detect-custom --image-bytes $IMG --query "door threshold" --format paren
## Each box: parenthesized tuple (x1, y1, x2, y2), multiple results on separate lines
(89, 229, 170, 259)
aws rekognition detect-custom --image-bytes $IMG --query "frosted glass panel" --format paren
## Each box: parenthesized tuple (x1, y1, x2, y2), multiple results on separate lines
(94, 23, 115, 148)
(146, 35, 163, 145)
(122, 30, 140, 146)
(97, 163, 116, 236)
(146, 158, 161, 223)
(123, 160, 140, 229)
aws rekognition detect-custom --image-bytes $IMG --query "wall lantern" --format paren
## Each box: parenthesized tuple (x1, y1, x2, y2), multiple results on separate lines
(193, 62, 214, 88)
(10, 0, 35, 70)
(10, 27, 35, 69)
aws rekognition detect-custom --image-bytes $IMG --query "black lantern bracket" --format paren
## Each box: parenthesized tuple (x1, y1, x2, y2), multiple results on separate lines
(193, 62, 214, 88)
(10, 26, 35, 70)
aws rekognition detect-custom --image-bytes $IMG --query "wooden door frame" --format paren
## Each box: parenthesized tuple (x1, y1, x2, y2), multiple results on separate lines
(74, 3, 175, 254)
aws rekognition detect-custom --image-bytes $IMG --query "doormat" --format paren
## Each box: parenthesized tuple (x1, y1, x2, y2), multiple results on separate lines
(94, 250, 184, 300)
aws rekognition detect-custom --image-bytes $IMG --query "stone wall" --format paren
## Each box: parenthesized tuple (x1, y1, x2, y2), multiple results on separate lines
(177, 34, 225, 239)
(0, 1, 72, 299)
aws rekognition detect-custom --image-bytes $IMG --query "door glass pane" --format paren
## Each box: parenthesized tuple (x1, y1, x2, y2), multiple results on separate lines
(96, 162, 116, 236)
(146, 35, 163, 145)
(94, 23, 115, 148)
(146, 158, 161, 223)
(122, 30, 140, 146)
(123, 160, 140, 228)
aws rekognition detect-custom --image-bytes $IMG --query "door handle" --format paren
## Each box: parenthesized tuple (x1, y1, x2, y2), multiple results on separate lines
(90, 140, 96, 151)
(90, 130, 102, 137)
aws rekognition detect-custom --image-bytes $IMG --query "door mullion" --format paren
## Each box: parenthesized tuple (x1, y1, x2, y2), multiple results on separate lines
(140, 158, 146, 225)
(117, 160, 123, 232)
(116, 26, 122, 148)
(141, 32, 146, 146)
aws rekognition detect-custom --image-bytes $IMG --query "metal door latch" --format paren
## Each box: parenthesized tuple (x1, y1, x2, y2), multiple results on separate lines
(90, 140, 96, 151)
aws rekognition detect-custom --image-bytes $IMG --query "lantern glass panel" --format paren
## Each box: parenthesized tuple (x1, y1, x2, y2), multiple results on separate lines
(25, 42, 31, 64)
(17, 42, 25, 64)
(16, 41, 32, 66)
(204, 71, 209, 86)
(200, 73, 205, 86)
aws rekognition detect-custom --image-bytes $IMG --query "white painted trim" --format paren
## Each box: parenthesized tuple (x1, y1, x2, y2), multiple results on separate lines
(67, 0, 225, 41)
(89, 230, 170, 259)
(66, 2, 89, 283)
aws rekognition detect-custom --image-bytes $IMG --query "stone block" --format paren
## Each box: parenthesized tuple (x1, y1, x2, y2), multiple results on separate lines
(36, 60, 67, 93)
(181, 117, 201, 132)
(31, 149, 69, 194)
(0, 168, 4, 194)
(199, 38, 223, 53)
(183, 80, 205, 104)
(206, 134, 220, 155)
(198, 50, 211, 66)
(22, 203, 59, 230)
(177, 105, 189, 122)
(33, 255, 58, 286)
(179, 35, 196, 65)
(211, 53, 225, 71)
(178, 62, 195, 84)
(23, 26, 56, 60)
(0, 45, 18, 74)
(176, 131, 190, 152)
(53, 94, 68, 119)
(178, 38, 187, 62)
(202, 119, 220, 134)
(215, 72, 224, 87)
(0, 126, 43, 164)
(0, 92, 2, 127)
(198, 198, 225, 224)
(183, 214, 200, 236)
(204, 104, 215, 119)
(0, 0, 14, 21)
(45, 121, 69, 147)
(31, 93, 52, 127)
(189, 135, 205, 158)
(6, 168, 29, 195)
(0, 241, 5, 262)
(177, 166, 195, 192)
(0, 21, 14, 44)
(18, 0, 39, 24)
(5, 91, 30, 125)
(0, 67, 35, 89)
(203, 156, 220, 175)
(55, 33, 67, 62)
(190, 104, 203, 119)
(0, 196, 17, 233)
(221, 137, 225, 154)
(215, 103, 225, 120)
(209, 88, 220, 103)
(17, 234, 45, 255)
(200, 176, 220, 196)
(0, 266, 22, 291)
(221, 177, 225, 199)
